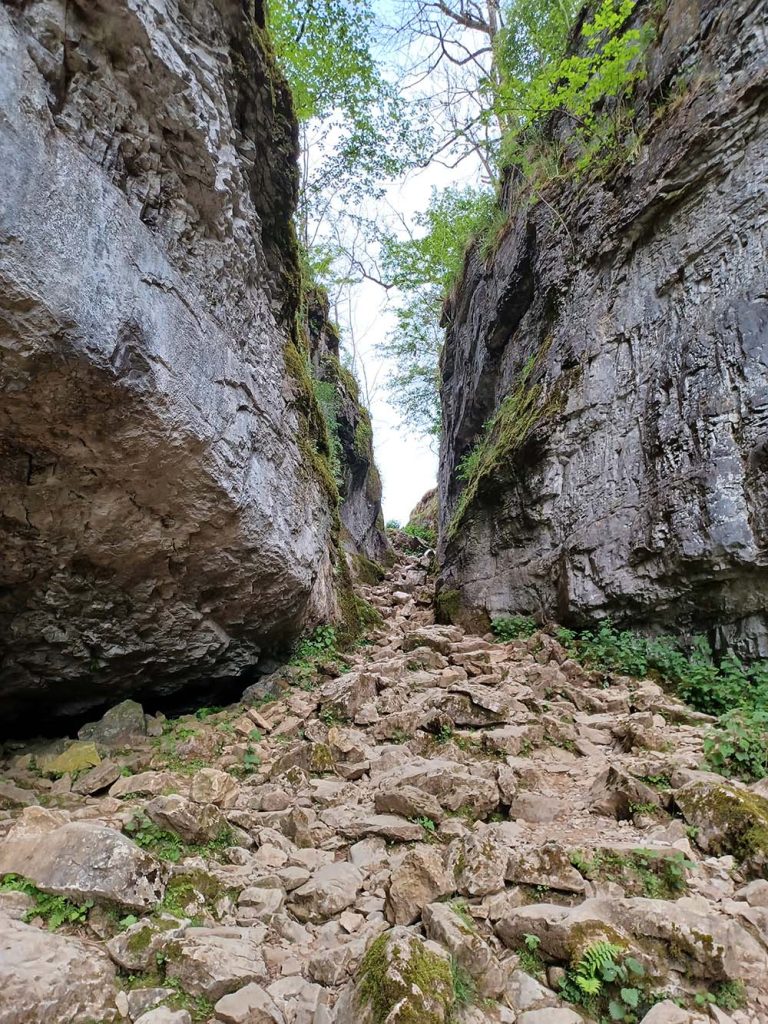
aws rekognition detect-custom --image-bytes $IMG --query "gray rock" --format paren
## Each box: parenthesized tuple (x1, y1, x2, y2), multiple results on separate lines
(71, 759, 122, 795)
(0, 914, 117, 1023)
(0, 0, 382, 718)
(214, 982, 285, 1023)
(134, 1010, 191, 1024)
(289, 863, 363, 923)
(386, 845, 452, 926)
(78, 700, 148, 747)
(0, 819, 164, 910)
(436, 0, 768, 654)
(165, 927, 268, 1001)
(145, 795, 224, 844)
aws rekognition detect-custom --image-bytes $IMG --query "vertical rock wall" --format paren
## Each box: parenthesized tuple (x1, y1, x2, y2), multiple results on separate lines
(0, 0, 341, 718)
(306, 290, 390, 565)
(438, 0, 768, 652)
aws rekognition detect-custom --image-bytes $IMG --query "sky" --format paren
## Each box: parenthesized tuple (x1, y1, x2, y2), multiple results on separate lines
(301, 0, 490, 524)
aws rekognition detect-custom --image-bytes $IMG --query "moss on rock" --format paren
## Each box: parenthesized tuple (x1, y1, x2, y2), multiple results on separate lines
(676, 781, 768, 876)
(357, 930, 454, 1024)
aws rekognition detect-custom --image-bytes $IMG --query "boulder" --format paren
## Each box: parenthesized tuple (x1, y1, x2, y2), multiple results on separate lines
(0, 820, 164, 910)
(334, 928, 455, 1024)
(675, 780, 768, 876)
(79, 700, 148, 747)
(0, 914, 117, 1024)
(386, 845, 453, 925)
(449, 827, 515, 897)
(189, 768, 239, 809)
(165, 927, 268, 1000)
(134, 1010, 191, 1024)
(39, 742, 101, 776)
(505, 843, 586, 894)
(422, 901, 505, 998)
(71, 759, 122, 795)
(289, 863, 363, 923)
(145, 795, 224, 844)
(374, 784, 445, 822)
(214, 982, 285, 1024)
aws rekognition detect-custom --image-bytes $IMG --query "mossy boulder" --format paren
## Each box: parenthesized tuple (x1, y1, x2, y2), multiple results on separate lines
(335, 928, 455, 1024)
(675, 781, 768, 877)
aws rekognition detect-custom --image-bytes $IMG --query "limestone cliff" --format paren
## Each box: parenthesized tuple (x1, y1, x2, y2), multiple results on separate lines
(0, 0, 368, 719)
(306, 289, 390, 565)
(438, 0, 768, 653)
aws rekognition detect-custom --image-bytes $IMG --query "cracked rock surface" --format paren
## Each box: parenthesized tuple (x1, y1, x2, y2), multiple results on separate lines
(0, 0, 341, 718)
(437, 0, 768, 653)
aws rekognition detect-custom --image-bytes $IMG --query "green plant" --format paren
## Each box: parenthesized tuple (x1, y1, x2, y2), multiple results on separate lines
(704, 708, 768, 781)
(491, 615, 539, 641)
(713, 979, 747, 1010)
(450, 958, 476, 1008)
(448, 900, 475, 930)
(415, 816, 437, 839)
(194, 706, 224, 720)
(449, 344, 562, 537)
(518, 933, 545, 978)
(242, 745, 262, 773)
(0, 874, 93, 930)
(558, 621, 768, 720)
(125, 814, 185, 863)
(559, 941, 645, 1020)
(403, 522, 437, 545)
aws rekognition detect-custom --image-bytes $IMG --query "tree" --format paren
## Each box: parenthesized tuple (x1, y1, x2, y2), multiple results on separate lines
(268, 0, 429, 247)
(377, 186, 497, 437)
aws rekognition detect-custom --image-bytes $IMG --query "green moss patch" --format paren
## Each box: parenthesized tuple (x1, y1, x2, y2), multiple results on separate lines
(358, 932, 454, 1024)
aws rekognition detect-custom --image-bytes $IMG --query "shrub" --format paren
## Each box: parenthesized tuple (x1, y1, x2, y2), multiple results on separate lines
(557, 622, 768, 718)
(704, 709, 768, 782)
(491, 615, 539, 641)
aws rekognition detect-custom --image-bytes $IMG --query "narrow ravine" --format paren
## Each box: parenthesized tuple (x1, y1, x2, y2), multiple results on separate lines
(1, 546, 767, 1023)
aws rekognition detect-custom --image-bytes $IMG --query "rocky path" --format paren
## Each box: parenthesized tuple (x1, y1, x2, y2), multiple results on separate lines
(2, 554, 768, 1024)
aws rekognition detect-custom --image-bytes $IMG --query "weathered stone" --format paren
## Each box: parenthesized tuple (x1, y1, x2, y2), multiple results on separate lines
(374, 784, 445, 822)
(0, 0, 386, 718)
(289, 863, 363, 923)
(107, 918, 186, 972)
(0, 914, 117, 1023)
(79, 700, 148, 747)
(39, 742, 101, 776)
(110, 771, 178, 799)
(675, 780, 768, 876)
(166, 927, 268, 1001)
(189, 768, 239, 809)
(71, 759, 122, 795)
(449, 828, 512, 897)
(422, 901, 505, 998)
(214, 982, 285, 1024)
(0, 780, 37, 808)
(334, 928, 455, 1024)
(386, 845, 452, 925)
(436, 0, 768, 654)
(319, 807, 424, 842)
(589, 767, 665, 820)
(146, 795, 224, 844)
(505, 843, 586, 894)
(0, 820, 164, 910)
(127, 988, 176, 1021)
(134, 1010, 191, 1024)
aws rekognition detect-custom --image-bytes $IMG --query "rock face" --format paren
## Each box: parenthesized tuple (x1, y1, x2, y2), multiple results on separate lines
(0, 0, 382, 719)
(438, 0, 768, 652)
(307, 289, 389, 563)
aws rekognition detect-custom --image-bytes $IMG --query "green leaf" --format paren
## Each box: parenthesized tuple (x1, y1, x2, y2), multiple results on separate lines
(621, 987, 640, 1007)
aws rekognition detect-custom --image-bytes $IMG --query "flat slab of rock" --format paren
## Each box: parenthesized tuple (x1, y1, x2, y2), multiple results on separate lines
(0, 819, 164, 910)
(214, 982, 284, 1023)
(289, 863, 363, 923)
(166, 927, 268, 1000)
(0, 914, 117, 1024)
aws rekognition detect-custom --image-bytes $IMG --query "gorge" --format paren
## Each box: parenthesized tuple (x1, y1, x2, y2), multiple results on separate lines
(0, 0, 767, 1022)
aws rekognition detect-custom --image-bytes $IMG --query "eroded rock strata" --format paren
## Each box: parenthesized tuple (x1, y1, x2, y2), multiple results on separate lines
(0, 0, 381, 718)
(438, 0, 768, 652)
